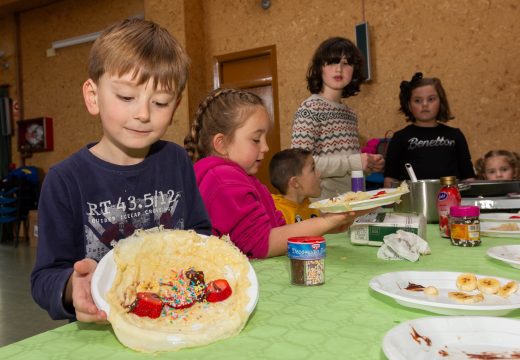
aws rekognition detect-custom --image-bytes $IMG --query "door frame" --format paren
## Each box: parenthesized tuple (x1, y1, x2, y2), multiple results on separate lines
(213, 45, 281, 192)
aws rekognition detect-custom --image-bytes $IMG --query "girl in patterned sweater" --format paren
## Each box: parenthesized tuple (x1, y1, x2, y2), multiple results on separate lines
(291, 37, 384, 200)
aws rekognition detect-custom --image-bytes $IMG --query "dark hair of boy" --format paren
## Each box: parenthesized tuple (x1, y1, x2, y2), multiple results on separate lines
(306, 37, 366, 98)
(269, 148, 312, 195)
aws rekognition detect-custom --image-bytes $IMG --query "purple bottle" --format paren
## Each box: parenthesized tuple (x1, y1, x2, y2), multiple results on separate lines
(351, 170, 365, 192)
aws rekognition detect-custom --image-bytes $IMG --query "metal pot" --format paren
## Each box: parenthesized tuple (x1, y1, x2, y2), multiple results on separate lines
(393, 180, 441, 223)
(393, 180, 470, 223)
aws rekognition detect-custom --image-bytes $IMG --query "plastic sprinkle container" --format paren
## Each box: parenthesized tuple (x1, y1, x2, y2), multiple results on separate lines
(287, 236, 326, 286)
(449, 205, 480, 247)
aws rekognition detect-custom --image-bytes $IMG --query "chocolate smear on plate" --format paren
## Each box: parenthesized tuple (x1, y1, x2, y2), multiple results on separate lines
(405, 282, 426, 291)
(465, 351, 520, 359)
(410, 326, 431, 346)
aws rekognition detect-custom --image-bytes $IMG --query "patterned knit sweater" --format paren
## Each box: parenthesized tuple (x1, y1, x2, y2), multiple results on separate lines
(291, 94, 362, 200)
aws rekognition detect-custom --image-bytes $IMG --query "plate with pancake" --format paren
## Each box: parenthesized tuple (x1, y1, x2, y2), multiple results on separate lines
(91, 229, 259, 353)
(480, 213, 520, 223)
(310, 184, 409, 213)
(487, 245, 520, 269)
(480, 221, 520, 238)
(382, 316, 520, 360)
(369, 271, 520, 316)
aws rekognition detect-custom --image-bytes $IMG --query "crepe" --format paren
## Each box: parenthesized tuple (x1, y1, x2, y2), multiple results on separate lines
(106, 228, 252, 353)
(310, 182, 409, 210)
(490, 222, 520, 231)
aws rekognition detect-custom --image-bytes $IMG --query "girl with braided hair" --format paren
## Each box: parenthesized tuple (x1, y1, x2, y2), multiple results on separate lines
(383, 72, 476, 187)
(185, 88, 370, 258)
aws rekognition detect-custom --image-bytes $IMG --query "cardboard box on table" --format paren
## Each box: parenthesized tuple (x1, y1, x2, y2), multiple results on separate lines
(350, 212, 426, 246)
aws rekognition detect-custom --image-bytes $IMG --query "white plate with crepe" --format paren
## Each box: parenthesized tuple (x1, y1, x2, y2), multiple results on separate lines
(310, 186, 409, 213)
(480, 213, 520, 223)
(369, 271, 520, 316)
(91, 246, 259, 317)
(487, 245, 520, 269)
(382, 316, 520, 360)
(481, 221, 520, 238)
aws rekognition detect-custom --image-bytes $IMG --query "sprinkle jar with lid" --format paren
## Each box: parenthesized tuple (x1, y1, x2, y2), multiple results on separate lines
(287, 236, 325, 286)
(449, 205, 480, 247)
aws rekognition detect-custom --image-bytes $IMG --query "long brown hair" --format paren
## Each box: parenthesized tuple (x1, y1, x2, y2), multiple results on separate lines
(306, 37, 365, 98)
(184, 88, 265, 162)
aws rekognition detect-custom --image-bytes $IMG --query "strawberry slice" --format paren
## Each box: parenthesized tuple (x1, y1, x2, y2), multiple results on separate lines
(205, 279, 232, 303)
(130, 292, 164, 319)
(370, 190, 387, 198)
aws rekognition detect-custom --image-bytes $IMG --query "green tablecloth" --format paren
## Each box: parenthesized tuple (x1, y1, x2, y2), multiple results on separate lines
(3, 225, 520, 359)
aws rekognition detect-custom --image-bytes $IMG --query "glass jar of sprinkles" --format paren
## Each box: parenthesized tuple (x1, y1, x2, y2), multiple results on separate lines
(449, 205, 480, 247)
(287, 236, 325, 286)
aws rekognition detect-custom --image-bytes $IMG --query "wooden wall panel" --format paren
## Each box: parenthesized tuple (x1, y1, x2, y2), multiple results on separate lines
(0, 14, 19, 115)
(200, 0, 520, 166)
(144, 0, 192, 145)
(11, 0, 143, 170)
(2, 0, 520, 173)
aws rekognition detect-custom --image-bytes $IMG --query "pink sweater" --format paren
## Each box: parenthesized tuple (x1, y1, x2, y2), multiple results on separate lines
(194, 156, 286, 258)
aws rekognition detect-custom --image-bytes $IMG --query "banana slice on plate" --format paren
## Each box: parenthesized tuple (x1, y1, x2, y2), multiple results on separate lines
(456, 273, 477, 291)
(498, 281, 519, 298)
(448, 291, 484, 304)
(423, 286, 439, 296)
(136, 280, 160, 293)
(477, 277, 501, 294)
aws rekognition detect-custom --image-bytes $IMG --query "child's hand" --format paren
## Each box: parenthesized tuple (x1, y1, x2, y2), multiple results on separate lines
(361, 153, 385, 174)
(71, 258, 107, 323)
(322, 208, 375, 233)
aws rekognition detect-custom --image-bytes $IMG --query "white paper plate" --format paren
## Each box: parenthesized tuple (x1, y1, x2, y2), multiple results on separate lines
(309, 188, 407, 213)
(369, 271, 520, 316)
(481, 222, 520, 238)
(382, 316, 520, 360)
(91, 248, 259, 317)
(480, 213, 520, 222)
(487, 245, 520, 269)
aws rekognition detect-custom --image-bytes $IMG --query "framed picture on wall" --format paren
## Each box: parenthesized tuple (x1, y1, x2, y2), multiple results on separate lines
(355, 22, 371, 81)
(17, 117, 54, 152)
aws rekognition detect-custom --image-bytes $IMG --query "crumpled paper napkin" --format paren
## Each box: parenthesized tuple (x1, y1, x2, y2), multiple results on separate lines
(377, 230, 431, 262)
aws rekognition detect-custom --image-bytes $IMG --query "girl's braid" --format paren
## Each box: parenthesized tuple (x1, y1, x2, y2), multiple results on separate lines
(184, 88, 233, 162)
(184, 88, 263, 162)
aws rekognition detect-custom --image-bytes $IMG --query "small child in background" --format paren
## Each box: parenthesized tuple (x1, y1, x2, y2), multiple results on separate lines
(291, 37, 384, 200)
(475, 150, 520, 180)
(185, 88, 372, 258)
(269, 148, 321, 224)
(31, 19, 211, 322)
(384, 72, 476, 187)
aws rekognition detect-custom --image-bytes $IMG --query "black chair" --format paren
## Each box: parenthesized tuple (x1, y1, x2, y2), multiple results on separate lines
(0, 185, 25, 246)
(0, 167, 38, 247)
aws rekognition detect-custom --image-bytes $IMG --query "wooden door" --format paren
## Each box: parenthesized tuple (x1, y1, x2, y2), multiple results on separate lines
(214, 46, 280, 193)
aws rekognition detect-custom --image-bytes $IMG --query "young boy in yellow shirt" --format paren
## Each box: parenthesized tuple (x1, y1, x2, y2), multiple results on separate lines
(269, 149, 321, 224)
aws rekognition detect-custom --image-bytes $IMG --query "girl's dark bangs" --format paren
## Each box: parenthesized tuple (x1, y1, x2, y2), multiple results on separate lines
(323, 44, 348, 64)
